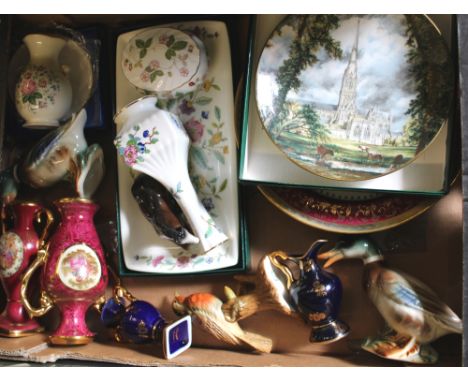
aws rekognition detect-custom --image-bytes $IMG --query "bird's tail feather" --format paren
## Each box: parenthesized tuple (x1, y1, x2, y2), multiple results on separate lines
(240, 331, 273, 353)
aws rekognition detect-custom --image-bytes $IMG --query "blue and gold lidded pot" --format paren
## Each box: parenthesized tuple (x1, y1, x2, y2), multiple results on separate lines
(272, 240, 349, 343)
(99, 285, 192, 359)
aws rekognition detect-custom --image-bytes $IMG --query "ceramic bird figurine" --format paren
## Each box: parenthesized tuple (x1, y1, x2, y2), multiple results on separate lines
(222, 251, 298, 323)
(172, 289, 273, 353)
(318, 238, 463, 364)
(0, 168, 18, 206)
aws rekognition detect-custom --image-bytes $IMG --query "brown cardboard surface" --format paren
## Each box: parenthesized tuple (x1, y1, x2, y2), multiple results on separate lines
(0, 182, 463, 366)
(0, 336, 461, 366)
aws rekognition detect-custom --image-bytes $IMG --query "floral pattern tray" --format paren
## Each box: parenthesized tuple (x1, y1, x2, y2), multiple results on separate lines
(115, 21, 238, 274)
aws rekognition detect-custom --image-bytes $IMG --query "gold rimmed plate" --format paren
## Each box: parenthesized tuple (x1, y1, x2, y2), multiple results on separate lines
(255, 15, 453, 182)
(258, 186, 436, 234)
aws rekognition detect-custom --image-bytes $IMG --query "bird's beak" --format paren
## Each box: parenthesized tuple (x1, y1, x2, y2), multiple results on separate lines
(172, 293, 186, 316)
(317, 249, 344, 268)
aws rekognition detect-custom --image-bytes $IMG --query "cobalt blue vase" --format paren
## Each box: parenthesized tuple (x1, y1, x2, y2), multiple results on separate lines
(290, 240, 349, 343)
(100, 291, 192, 359)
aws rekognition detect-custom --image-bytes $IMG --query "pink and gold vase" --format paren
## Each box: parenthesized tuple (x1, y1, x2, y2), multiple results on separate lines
(21, 198, 108, 345)
(0, 202, 52, 337)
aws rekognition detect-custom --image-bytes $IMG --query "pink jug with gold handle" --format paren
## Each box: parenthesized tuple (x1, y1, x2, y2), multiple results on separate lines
(21, 197, 108, 345)
(0, 202, 53, 337)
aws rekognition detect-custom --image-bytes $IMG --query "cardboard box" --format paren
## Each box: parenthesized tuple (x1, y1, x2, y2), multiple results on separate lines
(0, 14, 465, 367)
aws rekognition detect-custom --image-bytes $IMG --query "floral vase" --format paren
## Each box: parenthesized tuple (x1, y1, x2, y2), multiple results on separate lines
(0, 202, 52, 337)
(114, 95, 227, 253)
(15, 34, 72, 128)
(21, 198, 108, 345)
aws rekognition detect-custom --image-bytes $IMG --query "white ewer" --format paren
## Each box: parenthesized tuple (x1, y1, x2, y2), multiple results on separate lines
(114, 96, 228, 253)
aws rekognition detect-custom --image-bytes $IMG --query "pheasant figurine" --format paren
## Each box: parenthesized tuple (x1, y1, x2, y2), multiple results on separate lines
(172, 289, 273, 353)
(318, 238, 463, 364)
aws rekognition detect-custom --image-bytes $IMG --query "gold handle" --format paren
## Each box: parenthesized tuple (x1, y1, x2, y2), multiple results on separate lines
(268, 251, 296, 289)
(21, 248, 54, 317)
(35, 208, 54, 248)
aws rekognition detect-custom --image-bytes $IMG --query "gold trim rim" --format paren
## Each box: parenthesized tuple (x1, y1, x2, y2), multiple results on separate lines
(258, 185, 436, 234)
(49, 335, 94, 345)
(0, 326, 44, 338)
(55, 197, 94, 205)
(309, 320, 350, 344)
(253, 14, 453, 183)
(113, 94, 159, 124)
(12, 201, 41, 208)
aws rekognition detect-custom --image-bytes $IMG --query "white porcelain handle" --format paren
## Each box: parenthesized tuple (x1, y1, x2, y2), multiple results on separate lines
(168, 172, 228, 253)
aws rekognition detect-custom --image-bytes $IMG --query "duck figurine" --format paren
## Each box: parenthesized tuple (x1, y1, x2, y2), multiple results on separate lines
(318, 238, 463, 364)
(172, 289, 273, 353)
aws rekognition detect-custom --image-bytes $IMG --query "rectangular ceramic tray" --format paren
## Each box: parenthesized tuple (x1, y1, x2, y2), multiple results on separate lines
(115, 20, 241, 274)
(239, 14, 455, 196)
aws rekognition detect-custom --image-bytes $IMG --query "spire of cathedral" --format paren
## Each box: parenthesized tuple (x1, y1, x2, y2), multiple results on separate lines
(350, 19, 360, 63)
(332, 18, 360, 126)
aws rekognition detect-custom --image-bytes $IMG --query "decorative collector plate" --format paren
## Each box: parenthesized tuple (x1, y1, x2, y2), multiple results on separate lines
(258, 186, 435, 234)
(115, 21, 238, 274)
(256, 15, 453, 181)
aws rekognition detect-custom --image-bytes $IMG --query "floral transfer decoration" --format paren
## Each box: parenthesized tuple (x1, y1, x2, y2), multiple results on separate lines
(57, 244, 101, 291)
(0, 232, 24, 278)
(134, 250, 221, 271)
(122, 28, 199, 93)
(15, 65, 61, 110)
(115, 125, 159, 167)
(157, 77, 229, 218)
(119, 23, 238, 274)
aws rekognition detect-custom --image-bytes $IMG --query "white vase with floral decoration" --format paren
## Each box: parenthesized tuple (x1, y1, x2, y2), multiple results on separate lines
(15, 34, 72, 128)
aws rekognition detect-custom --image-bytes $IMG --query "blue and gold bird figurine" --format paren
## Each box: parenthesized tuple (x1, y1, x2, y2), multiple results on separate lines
(318, 238, 462, 364)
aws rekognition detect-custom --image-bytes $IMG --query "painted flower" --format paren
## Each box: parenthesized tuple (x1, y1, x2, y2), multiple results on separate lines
(69, 255, 90, 282)
(201, 111, 209, 119)
(176, 256, 191, 268)
(178, 53, 188, 63)
(179, 99, 195, 115)
(151, 255, 165, 267)
(21, 79, 36, 95)
(24, 71, 32, 79)
(203, 79, 213, 92)
(143, 129, 150, 138)
(188, 44, 194, 53)
(137, 142, 146, 153)
(140, 71, 150, 82)
(184, 117, 204, 143)
(0, 251, 15, 269)
(149, 60, 160, 70)
(123, 145, 138, 166)
(38, 78, 47, 88)
(202, 197, 215, 212)
(159, 34, 169, 44)
(179, 67, 189, 77)
(209, 132, 223, 146)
